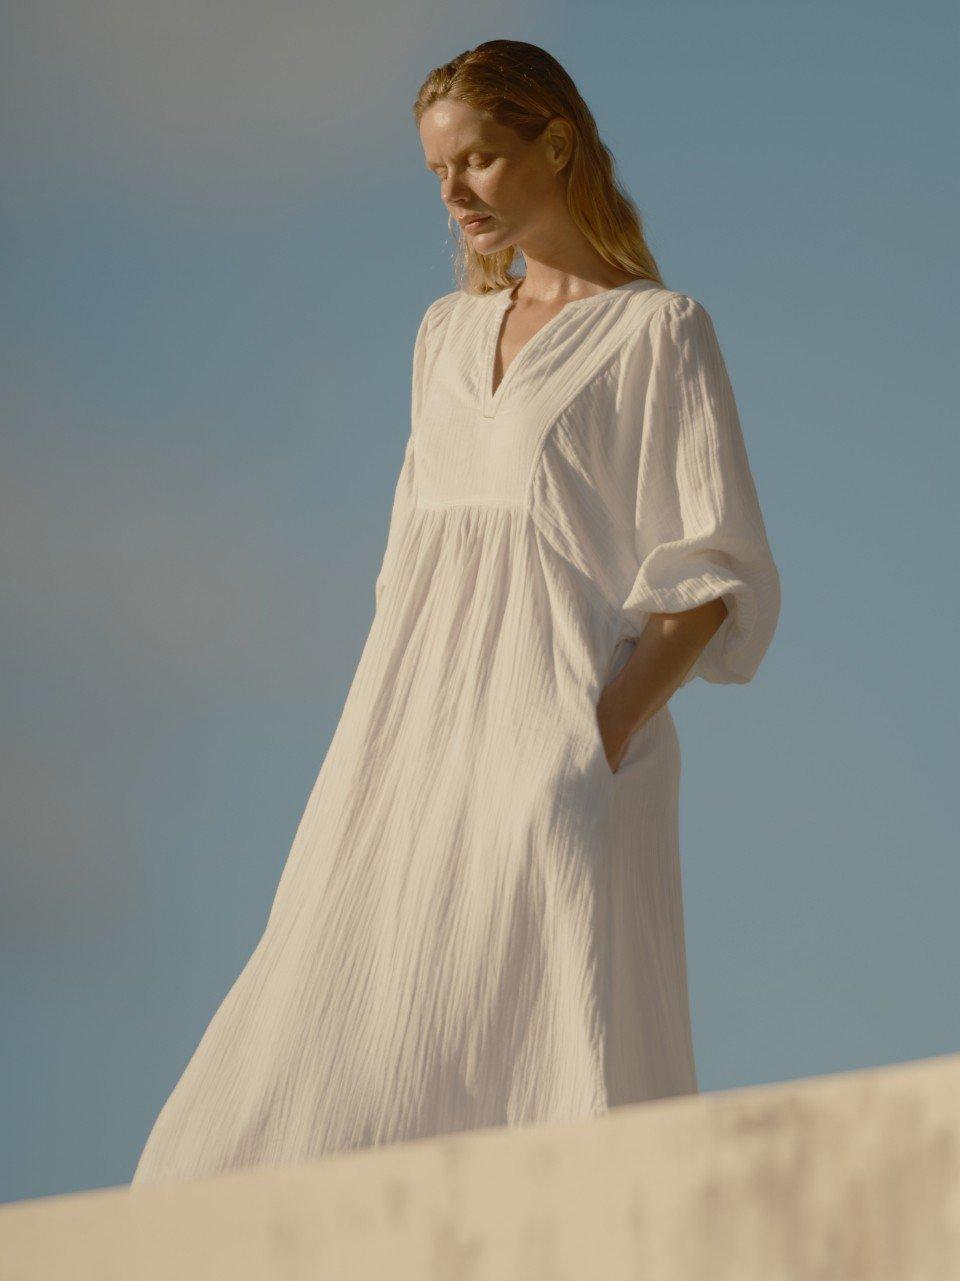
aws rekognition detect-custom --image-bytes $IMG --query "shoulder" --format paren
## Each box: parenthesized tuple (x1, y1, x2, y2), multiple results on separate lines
(417, 288, 466, 338)
(411, 291, 464, 369)
(640, 288, 715, 332)
(614, 291, 733, 413)
(425, 287, 465, 317)
(411, 290, 464, 401)
(623, 288, 724, 364)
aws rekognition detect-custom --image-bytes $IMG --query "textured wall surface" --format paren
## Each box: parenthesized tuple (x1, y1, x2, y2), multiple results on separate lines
(2, 1052, 958, 1281)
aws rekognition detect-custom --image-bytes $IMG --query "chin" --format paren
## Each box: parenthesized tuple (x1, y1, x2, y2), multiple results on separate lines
(472, 230, 508, 251)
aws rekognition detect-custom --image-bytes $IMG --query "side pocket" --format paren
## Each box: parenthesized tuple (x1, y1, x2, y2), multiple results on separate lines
(594, 634, 638, 775)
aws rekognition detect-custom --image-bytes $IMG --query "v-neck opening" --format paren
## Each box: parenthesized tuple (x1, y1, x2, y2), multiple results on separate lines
(480, 277, 652, 419)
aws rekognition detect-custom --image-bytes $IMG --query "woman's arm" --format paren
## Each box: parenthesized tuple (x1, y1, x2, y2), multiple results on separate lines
(597, 597, 728, 773)
(615, 295, 781, 689)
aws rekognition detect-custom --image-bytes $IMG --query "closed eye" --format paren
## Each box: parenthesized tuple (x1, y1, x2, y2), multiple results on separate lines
(426, 154, 496, 179)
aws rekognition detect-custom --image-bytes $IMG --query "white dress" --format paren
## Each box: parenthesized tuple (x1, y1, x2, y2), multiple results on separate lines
(131, 277, 781, 1185)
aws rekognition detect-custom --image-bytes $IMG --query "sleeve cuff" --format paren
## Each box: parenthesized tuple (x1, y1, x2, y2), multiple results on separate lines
(620, 548, 780, 686)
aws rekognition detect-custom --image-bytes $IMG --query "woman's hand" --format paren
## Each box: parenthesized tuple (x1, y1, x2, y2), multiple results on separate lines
(595, 599, 729, 774)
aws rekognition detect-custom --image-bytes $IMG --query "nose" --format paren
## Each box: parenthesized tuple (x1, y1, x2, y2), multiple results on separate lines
(440, 174, 471, 206)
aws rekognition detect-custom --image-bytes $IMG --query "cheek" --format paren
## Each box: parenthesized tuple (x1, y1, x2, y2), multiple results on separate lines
(484, 169, 539, 218)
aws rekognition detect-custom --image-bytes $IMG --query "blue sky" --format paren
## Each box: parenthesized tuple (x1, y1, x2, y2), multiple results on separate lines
(2, 0, 957, 1202)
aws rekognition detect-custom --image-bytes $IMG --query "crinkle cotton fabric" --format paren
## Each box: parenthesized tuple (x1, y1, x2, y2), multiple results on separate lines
(131, 277, 781, 1186)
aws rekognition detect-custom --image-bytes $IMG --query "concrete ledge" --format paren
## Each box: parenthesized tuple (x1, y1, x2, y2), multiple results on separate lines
(2, 1052, 959, 1280)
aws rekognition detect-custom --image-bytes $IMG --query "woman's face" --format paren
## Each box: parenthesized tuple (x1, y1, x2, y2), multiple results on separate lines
(419, 98, 568, 255)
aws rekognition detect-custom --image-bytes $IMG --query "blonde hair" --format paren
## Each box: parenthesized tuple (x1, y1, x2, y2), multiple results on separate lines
(412, 39, 666, 297)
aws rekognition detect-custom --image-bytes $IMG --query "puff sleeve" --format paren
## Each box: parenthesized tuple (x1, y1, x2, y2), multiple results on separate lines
(619, 293, 781, 686)
(372, 302, 433, 611)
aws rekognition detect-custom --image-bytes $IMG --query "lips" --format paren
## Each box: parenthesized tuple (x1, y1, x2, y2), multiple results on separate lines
(461, 214, 491, 230)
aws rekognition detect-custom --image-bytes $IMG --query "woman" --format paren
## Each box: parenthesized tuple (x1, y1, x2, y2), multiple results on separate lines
(131, 40, 780, 1186)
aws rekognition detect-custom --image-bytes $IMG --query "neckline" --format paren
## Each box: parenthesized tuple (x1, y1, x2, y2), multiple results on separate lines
(492, 275, 653, 311)
(481, 276, 654, 418)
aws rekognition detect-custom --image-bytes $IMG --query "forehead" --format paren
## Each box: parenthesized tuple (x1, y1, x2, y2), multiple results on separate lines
(419, 100, 500, 160)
